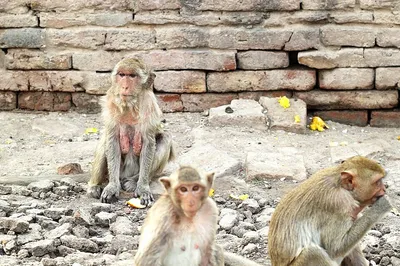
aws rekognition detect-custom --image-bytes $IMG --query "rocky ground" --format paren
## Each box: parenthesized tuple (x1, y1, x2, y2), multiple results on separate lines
(0, 109, 400, 266)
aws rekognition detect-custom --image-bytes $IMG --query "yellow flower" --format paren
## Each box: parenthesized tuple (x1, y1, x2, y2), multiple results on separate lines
(230, 194, 249, 201)
(208, 188, 215, 197)
(294, 115, 301, 123)
(85, 127, 98, 134)
(309, 116, 329, 132)
(278, 96, 290, 109)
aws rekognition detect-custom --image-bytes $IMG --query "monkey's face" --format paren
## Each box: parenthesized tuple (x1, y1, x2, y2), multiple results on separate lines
(176, 183, 206, 218)
(115, 68, 141, 101)
(355, 174, 386, 206)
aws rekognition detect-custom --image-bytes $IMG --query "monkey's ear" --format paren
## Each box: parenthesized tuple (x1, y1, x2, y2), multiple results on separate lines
(144, 72, 156, 89)
(206, 172, 215, 187)
(160, 177, 171, 191)
(341, 171, 355, 191)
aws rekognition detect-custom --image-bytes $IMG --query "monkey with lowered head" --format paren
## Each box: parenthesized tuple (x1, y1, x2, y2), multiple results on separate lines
(134, 166, 262, 266)
(87, 57, 175, 205)
(268, 156, 392, 266)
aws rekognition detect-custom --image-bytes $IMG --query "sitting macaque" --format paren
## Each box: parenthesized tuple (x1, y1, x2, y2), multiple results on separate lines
(268, 156, 392, 266)
(134, 166, 262, 266)
(87, 58, 175, 205)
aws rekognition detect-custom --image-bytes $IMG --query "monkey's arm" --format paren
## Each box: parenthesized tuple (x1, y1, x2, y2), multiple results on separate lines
(336, 196, 392, 256)
(135, 132, 156, 205)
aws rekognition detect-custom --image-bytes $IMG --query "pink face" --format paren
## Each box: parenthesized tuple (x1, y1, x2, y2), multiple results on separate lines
(116, 69, 141, 98)
(176, 183, 205, 218)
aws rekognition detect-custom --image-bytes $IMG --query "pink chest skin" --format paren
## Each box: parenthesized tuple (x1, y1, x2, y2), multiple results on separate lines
(119, 125, 142, 156)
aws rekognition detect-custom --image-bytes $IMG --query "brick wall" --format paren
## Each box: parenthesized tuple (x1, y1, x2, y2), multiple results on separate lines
(1, 0, 400, 126)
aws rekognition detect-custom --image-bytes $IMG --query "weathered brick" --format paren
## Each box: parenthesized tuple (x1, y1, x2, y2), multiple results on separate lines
(365, 48, 400, 67)
(209, 28, 292, 50)
(39, 12, 132, 28)
(83, 72, 111, 95)
(137, 0, 180, 10)
(321, 26, 375, 47)
(0, 50, 4, 68)
(370, 111, 400, 127)
(377, 29, 400, 48)
(134, 10, 266, 26)
(18, 92, 71, 111)
(156, 94, 183, 112)
(71, 93, 102, 113)
(329, 11, 373, 24)
(0, 0, 28, 14)
(374, 11, 400, 25)
(376, 67, 400, 89)
(284, 11, 329, 24)
(0, 70, 28, 91)
(181, 93, 238, 112)
(0, 29, 44, 48)
(301, 0, 356, 10)
(156, 27, 208, 49)
(237, 51, 289, 70)
(298, 48, 367, 69)
(6, 49, 71, 70)
(294, 90, 398, 110)
(207, 70, 316, 92)
(0, 14, 38, 28)
(73, 51, 122, 71)
(284, 28, 320, 51)
(238, 91, 293, 101)
(191, 0, 300, 11)
(319, 68, 374, 90)
(27, 71, 85, 92)
(313, 110, 368, 127)
(104, 29, 156, 50)
(154, 71, 206, 93)
(46, 29, 106, 50)
(360, 0, 397, 9)
(29, 0, 135, 11)
(0, 91, 17, 110)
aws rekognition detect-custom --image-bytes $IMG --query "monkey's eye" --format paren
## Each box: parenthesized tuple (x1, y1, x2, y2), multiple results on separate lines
(128, 73, 137, 78)
(117, 73, 127, 77)
(192, 185, 200, 191)
(180, 187, 188, 193)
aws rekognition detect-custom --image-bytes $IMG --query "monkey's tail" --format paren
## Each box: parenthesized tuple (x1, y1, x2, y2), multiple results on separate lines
(224, 251, 264, 266)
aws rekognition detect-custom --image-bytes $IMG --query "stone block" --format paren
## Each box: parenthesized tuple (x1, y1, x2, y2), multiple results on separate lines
(0, 29, 44, 48)
(259, 97, 307, 134)
(319, 68, 374, 90)
(6, 49, 71, 70)
(29, 0, 135, 11)
(0, 70, 28, 91)
(370, 111, 400, 127)
(301, 0, 355, 9)
(71, 93, 102, 114)
(178, 144, 242, 178)
(284, 28, 321, 51)
(330, 140, 386, 163)
(0, 49, 4, 68)
(365, 48, 400, 67)
(156, 94, 183, 112)
(47, 29, 106, 49)
(192, 0, 300, 11)
(60, 235, 99, 253)
(0, 0, 28, 13)
(374, 11, 400, 25)
(181, 93, 238, 112)
(104, 29, 156, 50)
(22, 239, 55, 257)
(375, 67, 400, 89)
(156, 26, 208, 49)
(360, 0, 397, 9)
(154, 71, 205, 93)
(298, 48, 367, 69)
(137, 0, 180, 10)
(377, 29, 400, 48)
(207, 70, 316, 92)
(83, 72, 110, 94)
(39, 12, 132, 28)
(209, 99, 267, 129)
(72, 51, 122, 71)
(27, 71, 84, 92)
(294, 90, 398, 110)
(237, 51, 289, 70)
(245, 151, 306, 181)
(209, 28, 292, 50)
(283, 11, 329, 24)
(239, 91, 293, 101)
(0, 14, 38, 28)
(18, 92, 72, 111)
(313, 110, 368, 127)
(321, 26, 375, 47)
(329, 11, 373, 24)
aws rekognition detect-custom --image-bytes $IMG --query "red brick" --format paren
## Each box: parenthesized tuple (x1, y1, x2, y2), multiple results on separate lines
(156, 94, 183, 113)
(71, 93, 102, 113)
(181, 93, 238, 112)
(18, 92, 71, 111)
(370, 111, 400, 127)
(313, 110, 368, 127)
(0, 91, 17, 110)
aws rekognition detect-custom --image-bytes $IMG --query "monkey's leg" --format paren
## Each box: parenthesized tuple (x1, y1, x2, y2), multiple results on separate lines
(151, 132, 175, 177)
(340, 245, 368, 266)
(87, 136, 108, 199)
(223, 251, 262, 266)
(121, 154, 140, 192)
(290, 246, 336, 266)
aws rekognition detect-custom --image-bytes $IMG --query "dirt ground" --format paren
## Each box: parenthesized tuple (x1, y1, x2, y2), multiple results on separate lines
(0, 110, 400, 265)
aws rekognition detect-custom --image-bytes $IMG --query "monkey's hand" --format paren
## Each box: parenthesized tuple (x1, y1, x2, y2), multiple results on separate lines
(100, 183, 120, 203)
(372, 195, 392, 214)
(134, 184, 154, 206)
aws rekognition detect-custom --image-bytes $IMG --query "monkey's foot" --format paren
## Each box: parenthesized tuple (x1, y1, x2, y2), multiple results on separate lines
(121, 179, 137, 192)
(133, 185, 154, 206)
(100, 183, 120, 203)
(87, 185, 102, 199)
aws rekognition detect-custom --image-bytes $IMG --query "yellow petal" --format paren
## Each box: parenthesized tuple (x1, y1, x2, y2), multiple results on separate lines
(294, 115, 301, 123)
(229, 194, 239, 200)
(309, 116, 328, 131)
(278, 96, 291, 109)
(397, 136, 400, 140)
(5, 139, 12, 144)
(126, 198, 146, 209)
(208, 188, 215, 197)
(238, 194, 249, 200)
(85, 127, 98, 134)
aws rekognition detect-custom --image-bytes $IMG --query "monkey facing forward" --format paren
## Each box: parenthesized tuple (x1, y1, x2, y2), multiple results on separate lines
(87, 58, 175, 205)
(134, 166, 262, 266)
(268, 156, 392, 266)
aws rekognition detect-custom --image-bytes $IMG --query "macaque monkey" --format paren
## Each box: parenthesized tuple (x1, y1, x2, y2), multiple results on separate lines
(268, 156, 392, 266)
(87, 58, 175, 205)
(134, 166, 262, 266)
